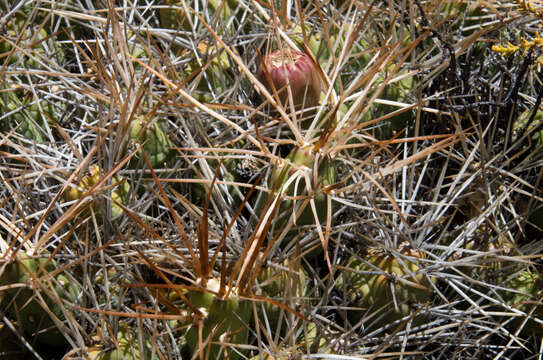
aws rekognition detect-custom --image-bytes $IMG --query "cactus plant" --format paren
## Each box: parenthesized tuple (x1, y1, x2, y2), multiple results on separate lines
(288, 24, 325, 60)
(0, 85, 57, 142)
(373, 66, 418, 137)
(500, 269, 543, 335)
(338, 243, 434, 329)
(0, 15, 63, 68)
(259, 144, 336, 237)
(128, 116, 175, 169)
(181, 41, 233, 102)
(513, 108, 543, 144)
(87, 325, 154, 360)
(181, 278, 251, 360)
(255, 255, 307, 337)
(63, 165, 130, 218)
(159, 0, 231, 31)
(0, 253, 79, 348)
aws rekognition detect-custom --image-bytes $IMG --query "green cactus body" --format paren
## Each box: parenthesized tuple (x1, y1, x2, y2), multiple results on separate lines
(259, 145, 336, 235)
(452, 232, 517, 282)
(288, 23, 340, 64)
(183, 278, 251, 360)
(311, 93, 350, 131)
(501, 270, 543, 336)
(0, 253, 79, 348)
(159, 1, 190, 30)
(0, 86, 58, 142)
(188, 154, 263, 217)
(374, 66, 417, 136)
(0, 17, 63, 68)
(63, 165, 129, 218)
(303, 25, 369, 70)
(129, 117, 175, 169)
(124, 31, 149, 70)
(159, 0, 231, 31)
(256, 256, 307, 337)
(88, 325, 153, 360)
(288, 25, 325, 60)
(181, 41, 233, 101)
(339, 243, 434, 328)
(513, 109, 543, 144)
(110, 179, 130, 218)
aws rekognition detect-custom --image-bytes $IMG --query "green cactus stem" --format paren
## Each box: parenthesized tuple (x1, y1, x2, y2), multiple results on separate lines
(0, 253, 79, 348)
(159, 0, 231, 31)
(258, 145, 336, 239)
(63, 165, 130, 218)
(338, 243, 434, 328)
(0, 85, 58, 142)
(181, 41, 233, 102)
(288, 24, 324, 60)
(128, 116, 175, 169)
(255, 256, 307, 338)
(513, 108, 543, 144)
(87, 324, 154, 360)
(0, 16, 63, 68)
(182, 278, 251, 360)
(373, 66, 417, 136)
(500, 269, 543, 336)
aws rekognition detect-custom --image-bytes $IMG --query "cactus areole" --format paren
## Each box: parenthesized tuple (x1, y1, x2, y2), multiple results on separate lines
(258, 48, 321, 111)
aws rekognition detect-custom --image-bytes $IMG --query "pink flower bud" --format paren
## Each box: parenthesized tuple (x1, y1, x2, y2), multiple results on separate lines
(258, 48, 321, 112)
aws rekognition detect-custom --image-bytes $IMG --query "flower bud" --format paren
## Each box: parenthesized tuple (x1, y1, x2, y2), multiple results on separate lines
(258, 48, 321, 112)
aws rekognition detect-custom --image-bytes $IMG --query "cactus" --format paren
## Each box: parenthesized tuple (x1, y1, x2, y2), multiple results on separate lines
(182, 278, 251, 360)
(0, 85, 57, 142)
(87, 325, 154, 360)
(128, 116, 175, 169)
(500, 269, 543, 335)
(181, 41, 233, 102)
(159, 0, 231, 31)
(450, 228, 518, 282)
(338, 243, 434, 328)
(255, 255, 307, 337)
(513, 108, 543, 144)
(373, 65, 417, 136)
(259, 145, 336, 236)
(0, 16, 63, 68)
(63, 165, 130, 218)
(288, 24, 325, 60)
(0, 253, 79, 348)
